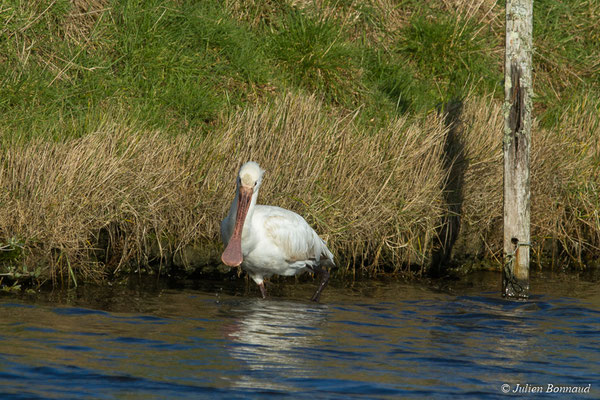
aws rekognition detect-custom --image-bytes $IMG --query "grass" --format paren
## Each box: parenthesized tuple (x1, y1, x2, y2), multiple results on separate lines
(269, 8, 360, 106)
(0, 0, 599, 284)
(1, 0, 596, 135)
(0, 0, 272, 139)
(533, 0, 600, 127)
(0, 95, 448, 284)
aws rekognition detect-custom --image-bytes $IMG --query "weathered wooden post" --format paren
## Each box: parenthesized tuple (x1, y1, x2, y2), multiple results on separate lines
(503, 0, 533, 298)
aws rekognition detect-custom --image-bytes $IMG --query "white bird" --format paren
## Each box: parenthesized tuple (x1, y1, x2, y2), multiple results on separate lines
(220, 161, 334, 302)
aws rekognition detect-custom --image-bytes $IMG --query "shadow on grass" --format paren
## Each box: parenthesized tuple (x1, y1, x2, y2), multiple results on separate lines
(431, 99, 466, 277)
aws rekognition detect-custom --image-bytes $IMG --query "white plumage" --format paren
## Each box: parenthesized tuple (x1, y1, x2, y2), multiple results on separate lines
(221, 161, 334, 301)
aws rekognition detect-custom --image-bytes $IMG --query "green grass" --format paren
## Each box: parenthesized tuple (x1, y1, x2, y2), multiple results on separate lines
(0, 0, 273, 140)
(397, 15, 501, 106)
(1, 0, 597, 139)
(532, 0, 600, 127)
(269, 8, 360, 106)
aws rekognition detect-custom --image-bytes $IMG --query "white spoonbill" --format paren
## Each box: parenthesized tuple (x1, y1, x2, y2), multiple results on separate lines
(221, 161, 334, 302)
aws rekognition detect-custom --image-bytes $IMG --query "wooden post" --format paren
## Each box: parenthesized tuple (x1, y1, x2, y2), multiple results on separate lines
(503, 0, 533, 298)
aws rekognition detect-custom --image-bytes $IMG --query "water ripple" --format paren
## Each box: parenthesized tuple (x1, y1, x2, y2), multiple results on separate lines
(0, 275, 598, 399)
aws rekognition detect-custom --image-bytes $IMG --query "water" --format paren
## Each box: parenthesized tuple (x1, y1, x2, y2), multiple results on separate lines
(0, 271, 599, 399)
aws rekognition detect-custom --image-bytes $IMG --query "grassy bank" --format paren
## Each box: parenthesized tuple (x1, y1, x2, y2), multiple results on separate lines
(1, 94, 450, 283)
(1, 0, 599, 285)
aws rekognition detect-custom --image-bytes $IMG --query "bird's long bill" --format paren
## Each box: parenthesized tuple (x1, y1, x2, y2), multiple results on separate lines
(221, 185, 253, 267)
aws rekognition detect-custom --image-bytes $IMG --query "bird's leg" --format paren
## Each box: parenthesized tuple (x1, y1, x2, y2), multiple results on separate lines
(257, 281, 267, 299)
(310, 264, 330, 302)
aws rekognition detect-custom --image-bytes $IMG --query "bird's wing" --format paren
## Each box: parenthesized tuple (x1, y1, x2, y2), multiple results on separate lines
(260, 206, 332, 264)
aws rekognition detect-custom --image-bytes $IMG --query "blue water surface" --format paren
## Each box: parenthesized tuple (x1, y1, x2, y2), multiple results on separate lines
(0, 271, 598, 399)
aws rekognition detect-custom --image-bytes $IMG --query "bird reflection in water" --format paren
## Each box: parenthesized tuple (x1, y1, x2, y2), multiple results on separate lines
(221, 298, 328, 391)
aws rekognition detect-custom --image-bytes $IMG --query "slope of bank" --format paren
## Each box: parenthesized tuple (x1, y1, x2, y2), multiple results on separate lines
(1, 94, 598, 285)
(1, 1, 598, 285)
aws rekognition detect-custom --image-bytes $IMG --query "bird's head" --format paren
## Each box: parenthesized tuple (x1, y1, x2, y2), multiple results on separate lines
(222, 161, 265, 267)
(237, 161, 265, 192)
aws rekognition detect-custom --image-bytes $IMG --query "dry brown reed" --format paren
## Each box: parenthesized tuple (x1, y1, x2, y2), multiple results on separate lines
(210, 93, 450, 275)
(438, 94, 600, 268)
(1, 92, 599, 284)
(0, 93, 449, 281)
(439, 95, 504, 263)
(0, 117, 210, 283)
(531, 96, 600, 266)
